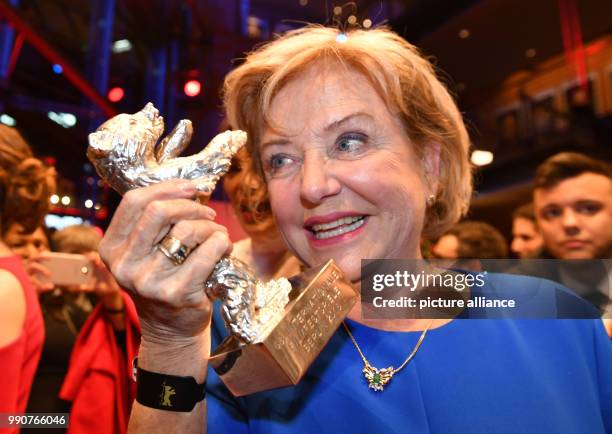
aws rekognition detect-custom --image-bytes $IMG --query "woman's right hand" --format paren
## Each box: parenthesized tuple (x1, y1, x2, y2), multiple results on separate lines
(24, 253, 55, 294)
(99, 179, 231, 349)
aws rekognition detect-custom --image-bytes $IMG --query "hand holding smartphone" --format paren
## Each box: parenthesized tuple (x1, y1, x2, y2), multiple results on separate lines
(37, 252, 94, 287)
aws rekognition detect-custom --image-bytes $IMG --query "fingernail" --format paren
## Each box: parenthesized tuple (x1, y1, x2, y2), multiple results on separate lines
(178, 180, 195, 192)
(206, 207, 217, 219)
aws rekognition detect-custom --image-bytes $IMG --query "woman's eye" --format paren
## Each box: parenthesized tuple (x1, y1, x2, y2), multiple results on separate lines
(271, 155, 290, 169)
(264, 154, 297, 176)
(334, 133, 367, 155)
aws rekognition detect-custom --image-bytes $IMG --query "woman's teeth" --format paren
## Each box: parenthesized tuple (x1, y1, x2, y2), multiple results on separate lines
(312, 216, 365, 239)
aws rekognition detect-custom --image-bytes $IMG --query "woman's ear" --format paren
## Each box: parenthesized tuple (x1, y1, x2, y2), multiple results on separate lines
(422, 141, 441, 196)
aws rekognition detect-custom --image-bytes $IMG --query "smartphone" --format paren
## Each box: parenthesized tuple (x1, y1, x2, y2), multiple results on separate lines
(38, 252, 94, 287)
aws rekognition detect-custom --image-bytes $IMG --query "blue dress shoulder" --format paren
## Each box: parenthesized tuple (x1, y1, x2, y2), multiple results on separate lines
(206, 273, 612, 434)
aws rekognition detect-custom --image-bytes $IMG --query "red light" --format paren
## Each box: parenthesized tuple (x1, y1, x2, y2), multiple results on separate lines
(184, 80, 201, 97)
(107, 87, 125, 102)
(95, 208, 108, 220)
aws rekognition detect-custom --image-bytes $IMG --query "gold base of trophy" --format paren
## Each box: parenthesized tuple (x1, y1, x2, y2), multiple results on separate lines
(208, 259, 357, 396)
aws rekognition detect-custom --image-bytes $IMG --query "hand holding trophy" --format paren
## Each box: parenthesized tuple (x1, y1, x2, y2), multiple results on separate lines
(88, 104, 357, 396)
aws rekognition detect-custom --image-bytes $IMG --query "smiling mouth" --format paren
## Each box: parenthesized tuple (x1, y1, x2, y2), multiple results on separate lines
(308, 216, 366, 240)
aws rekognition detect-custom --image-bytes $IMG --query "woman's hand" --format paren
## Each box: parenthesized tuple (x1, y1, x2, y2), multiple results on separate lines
(79, 251, 128, 330)
(80, 251, 124, 310)
(23, 253, 55, 294)
(99, 179, 231, 349)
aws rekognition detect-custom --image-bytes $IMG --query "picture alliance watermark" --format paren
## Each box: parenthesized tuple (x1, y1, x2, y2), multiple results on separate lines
(360, 259, 611, 320)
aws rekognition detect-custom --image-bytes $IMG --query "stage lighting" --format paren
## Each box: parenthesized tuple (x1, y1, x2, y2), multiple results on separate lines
(184, 79, 202, 97)
(0, 114, 16, 126)
(108, 87, 125, 102)
(471, 150, 494, 166)
(336, 33, 348, 43)
(112, 39, 132, 53)
(48, 112, 77, 128)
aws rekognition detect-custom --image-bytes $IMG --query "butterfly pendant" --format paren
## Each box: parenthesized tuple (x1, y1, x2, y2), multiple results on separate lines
(363, 363, 395, 391)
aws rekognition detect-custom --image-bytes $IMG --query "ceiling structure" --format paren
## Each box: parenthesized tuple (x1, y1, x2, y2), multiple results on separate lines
(416, 0, 612, 106)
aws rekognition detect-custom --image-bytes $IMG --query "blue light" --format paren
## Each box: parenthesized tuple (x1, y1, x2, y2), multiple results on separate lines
(52, 64, 63, 74)
(336, 33, 348, 43)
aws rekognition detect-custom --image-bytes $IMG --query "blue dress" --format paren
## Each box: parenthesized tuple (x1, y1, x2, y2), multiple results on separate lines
(206, 274, 612, 434)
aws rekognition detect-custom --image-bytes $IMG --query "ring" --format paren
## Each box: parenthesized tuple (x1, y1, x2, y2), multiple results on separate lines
(157, 235, 193, 265)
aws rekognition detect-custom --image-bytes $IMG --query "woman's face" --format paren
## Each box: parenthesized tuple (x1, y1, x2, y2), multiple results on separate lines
(4, 223, 50, 260)
(259, 63, 438, 282)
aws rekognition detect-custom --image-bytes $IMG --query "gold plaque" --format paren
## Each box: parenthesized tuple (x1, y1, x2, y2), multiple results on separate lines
(209, 260, 358, 396)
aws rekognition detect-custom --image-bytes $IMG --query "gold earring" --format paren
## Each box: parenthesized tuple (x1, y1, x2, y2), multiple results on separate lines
(426, 194, 435, 207)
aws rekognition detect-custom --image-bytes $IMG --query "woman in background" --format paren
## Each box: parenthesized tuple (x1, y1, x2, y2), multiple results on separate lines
(20, 225, 111, 431)
(3, 223, 51, 262)
(0, 125, 55, 432)
(223, 147, 301, 280)
(3, 223, 55, 293)
(14, 224, 137, 434)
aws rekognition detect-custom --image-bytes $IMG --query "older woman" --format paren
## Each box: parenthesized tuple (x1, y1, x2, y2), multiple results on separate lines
(100, 27, 612, 433)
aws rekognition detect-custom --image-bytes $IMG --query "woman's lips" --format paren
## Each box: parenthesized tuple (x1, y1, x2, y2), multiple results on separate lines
(304, 211, 366, 227)
(305, 215, 368, 247)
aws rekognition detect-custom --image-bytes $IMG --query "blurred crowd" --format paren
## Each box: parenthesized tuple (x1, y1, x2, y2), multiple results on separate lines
(0, 119, 610, 433)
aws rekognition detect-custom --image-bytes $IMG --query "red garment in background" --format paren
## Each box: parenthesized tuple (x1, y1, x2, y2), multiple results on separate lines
(60, 292, 140, 434)
(0, 256, 44, 434)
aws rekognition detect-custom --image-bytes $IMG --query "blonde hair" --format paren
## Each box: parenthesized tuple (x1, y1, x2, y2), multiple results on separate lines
(52, 225, 102, 254)
(223, 26, 472, 238)
(0, 125, 56, 235)
(220, 116, 272, 223)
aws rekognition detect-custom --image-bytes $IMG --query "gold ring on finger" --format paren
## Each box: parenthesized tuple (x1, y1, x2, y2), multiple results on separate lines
(157, 235, 193, 265)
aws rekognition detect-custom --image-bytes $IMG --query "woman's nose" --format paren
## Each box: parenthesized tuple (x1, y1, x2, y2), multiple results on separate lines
(299, 153, 341, 206)
(24, 244, 37, 261)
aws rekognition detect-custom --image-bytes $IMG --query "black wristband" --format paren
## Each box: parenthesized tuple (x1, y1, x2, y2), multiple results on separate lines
(133, 357, 206, 412)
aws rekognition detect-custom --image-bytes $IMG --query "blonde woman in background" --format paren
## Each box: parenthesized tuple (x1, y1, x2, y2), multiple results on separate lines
(222, 147, 301, 280)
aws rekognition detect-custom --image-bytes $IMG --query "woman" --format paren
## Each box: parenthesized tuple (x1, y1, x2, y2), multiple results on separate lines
(99, 27, 612, 433)
(49, 225, 139, 434)
(222, 147, 301, 280)
(3, 223, 51, 262)
(18, 225, 127, 434)
(0, 125, 55, 431)
(3, 223, 55, 293)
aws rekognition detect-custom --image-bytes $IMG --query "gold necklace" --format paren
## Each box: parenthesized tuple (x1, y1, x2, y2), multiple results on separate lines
(342, 321, 431, 391)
